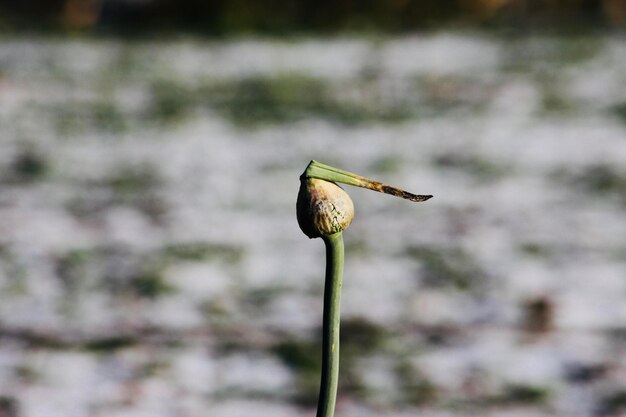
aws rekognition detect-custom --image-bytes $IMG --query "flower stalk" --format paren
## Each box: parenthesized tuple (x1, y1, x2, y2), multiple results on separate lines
(297, 160, 431, 417)
(317, 232, 343, 417)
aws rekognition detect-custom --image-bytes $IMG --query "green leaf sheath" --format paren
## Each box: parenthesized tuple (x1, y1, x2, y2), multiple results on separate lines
(304, 160, 432, 203)
(317, 232, 344, 417)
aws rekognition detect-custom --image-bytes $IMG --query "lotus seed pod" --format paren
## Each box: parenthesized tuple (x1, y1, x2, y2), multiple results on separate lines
(297, 178, 354, 239)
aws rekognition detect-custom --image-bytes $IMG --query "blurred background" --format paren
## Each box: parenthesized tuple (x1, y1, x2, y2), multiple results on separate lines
(1, 1, 626, 417)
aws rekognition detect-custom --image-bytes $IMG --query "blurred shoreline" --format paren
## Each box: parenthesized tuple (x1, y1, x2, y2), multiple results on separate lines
(1, 0, 626, 36)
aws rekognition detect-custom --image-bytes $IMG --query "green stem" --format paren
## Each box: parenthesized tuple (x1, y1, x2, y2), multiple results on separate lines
(317, 232, 344, 417)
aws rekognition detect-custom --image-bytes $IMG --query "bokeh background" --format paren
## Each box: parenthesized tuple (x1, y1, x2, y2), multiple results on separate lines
(1, 1, 626, 416)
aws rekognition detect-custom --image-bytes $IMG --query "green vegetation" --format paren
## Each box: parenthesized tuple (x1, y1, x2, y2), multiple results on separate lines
(406, 245, 485, 291)
(162, 242, 244, 264)
(343, 238, 371, 258)
(55, 242, 244, 310)
(56, 249, 92, 289)
(338, 318, 390, 401)
(107, 165, 161, 196)
(209, 76, 326, 125)
(541, 88, 574, 114)
(518, 242, 553, 258)
(57, 247, 176, 300)
(9, 148, 49, 182)
(415, 75, 491, 116)
(56, 249, 95, 316)
(495, 384, 551, 405)
(341, 317, 388, 356)
(14, 364, 40, 384)
(205, 75, 412, 126)
(272, 338, 321, 405)
(106, 165, 167, 222)
(144, 75, 415, 127)
(81, 336, 138, 352)
(552, 37, 603, 65)
(395, 361, 438, 406)
(562, 164, 626, 205)
(50, 100, 128, 135)
(433, 152, 508, 181)
(503, 36, 603, 73)
(148, 79, 195, 123)
(599, 390, 626, 415)
(128, 266, 174, 299)
(368, 156, 402, 175)
(0, 396, 18, 417)
(241, 286, 288, 314)
(65, 164, 166, 223)
(612, 102, 626, 124)
(270, 318, 391, 406)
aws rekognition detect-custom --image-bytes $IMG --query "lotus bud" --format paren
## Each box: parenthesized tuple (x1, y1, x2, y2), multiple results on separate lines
(297, 178, 354, 239)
